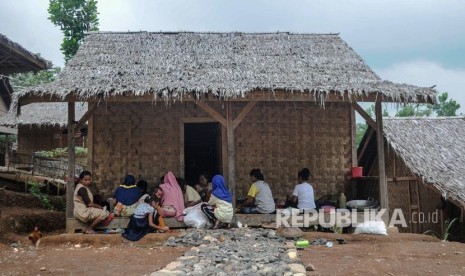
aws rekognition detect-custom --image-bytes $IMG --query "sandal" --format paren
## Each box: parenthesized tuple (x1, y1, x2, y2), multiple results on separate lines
(84, 229, 96, 234)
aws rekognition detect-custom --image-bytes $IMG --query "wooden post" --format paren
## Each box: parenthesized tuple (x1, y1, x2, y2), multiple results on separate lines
(4, 134, 9, 169)
(375, 99, 389, 211)
(226, 102, 236, 209)
(350, 105, 357, 167)
(67, 102, 76, 220)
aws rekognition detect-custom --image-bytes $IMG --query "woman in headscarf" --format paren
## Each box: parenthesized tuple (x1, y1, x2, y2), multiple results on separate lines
(200, 174, 233, 229)
(113, 174, 142, 216)
(159, 171, 185, 222)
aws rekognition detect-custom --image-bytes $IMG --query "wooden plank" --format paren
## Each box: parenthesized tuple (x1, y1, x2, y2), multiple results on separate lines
(195, 101, 227, 127)
(233, 101, 257, 129)
(226, 102, 236, 209)
(376, 99, 389, 211)
(352, 102, 377, 130)
(87, 109, 94, 177)
(394, 176, 420, 181)
(66, 102, 75, 220)
(19, 91, 433, 106)
(66, 217, 187, 233)
(350, 105, 357, 167)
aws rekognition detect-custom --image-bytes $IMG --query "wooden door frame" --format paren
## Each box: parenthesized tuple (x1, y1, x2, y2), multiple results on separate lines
(179, 117, 226, 179)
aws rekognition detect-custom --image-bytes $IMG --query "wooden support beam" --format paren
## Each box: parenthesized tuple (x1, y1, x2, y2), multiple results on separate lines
(376, 99, 389, 210)
(352, 102, 377, 130)
(66, 102, 76, 220)
(196, 100, 227, 127)
(357, 128, 374, 164)
(226, 102, 236, 209)
(233, 101, 257, 129)
(74, 100, 100, 132)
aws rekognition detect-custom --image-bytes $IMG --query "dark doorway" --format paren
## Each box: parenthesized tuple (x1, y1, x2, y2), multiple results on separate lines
(184, 122, 222, 186)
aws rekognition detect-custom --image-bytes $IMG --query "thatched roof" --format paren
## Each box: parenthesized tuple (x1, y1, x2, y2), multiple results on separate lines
(0, 102, 87, 127)
(0, 33, 52, 75)
(382, 117, 465, 206)
(15, 32, 435, 103)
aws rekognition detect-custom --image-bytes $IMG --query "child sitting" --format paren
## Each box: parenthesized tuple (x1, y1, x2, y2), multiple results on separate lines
(122, 196, 169, 241)
(73, 171, 114, 234)
(113, 174, 142, 216)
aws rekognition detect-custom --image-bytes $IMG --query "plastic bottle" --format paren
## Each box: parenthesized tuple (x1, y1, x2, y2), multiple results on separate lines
(339, 192, 347, 209)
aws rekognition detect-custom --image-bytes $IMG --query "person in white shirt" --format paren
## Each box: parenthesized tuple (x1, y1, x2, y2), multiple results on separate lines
(292, 168, 316, 211)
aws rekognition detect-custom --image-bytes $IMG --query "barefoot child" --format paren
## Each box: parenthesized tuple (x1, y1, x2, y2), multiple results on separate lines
(73, 171, 113, 234)
(122, 196, 169, 241)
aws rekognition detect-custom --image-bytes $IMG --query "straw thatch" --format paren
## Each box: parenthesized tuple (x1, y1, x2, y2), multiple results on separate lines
(15, 32, 435, 103)
(0, 33, 51, 74)
(0, 102, 87, 127)
(381, 117, 465, 206)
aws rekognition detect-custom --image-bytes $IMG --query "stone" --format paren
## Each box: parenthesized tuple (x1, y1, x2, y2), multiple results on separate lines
(306, 263, 316, 271)
(165, 261, 182, 271)
(288, 264, 306, 274)
(203, 235, 218, 243)
(150, 269, 183, 276)
(287, 251, 298, 260)
(278, 227, 304, 238)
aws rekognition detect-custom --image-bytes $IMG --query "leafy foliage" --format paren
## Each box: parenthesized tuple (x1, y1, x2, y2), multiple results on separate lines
(28, 181, 54, 210)
(423, 217, 458, 241)
(35, 147, 88, 158)
(48, 0, 99, 63)
(395, 103, 432, 117)
(433, 92, 461, 116)
(9, 67, 61, 88)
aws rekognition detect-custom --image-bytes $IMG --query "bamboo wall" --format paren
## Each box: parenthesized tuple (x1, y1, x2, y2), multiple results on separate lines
(17, 125, 65, 157)
(367, 144, 442, 234)
(91, 101, 352, 201)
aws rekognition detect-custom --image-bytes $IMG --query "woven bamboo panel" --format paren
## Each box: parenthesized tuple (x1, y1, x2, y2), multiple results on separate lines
(418, 182, 442, 234)
(91, 101, 352, 199)
(234, 102, 351, 202)
(388, 180, 411, 233)
(17, 125, 67, 158)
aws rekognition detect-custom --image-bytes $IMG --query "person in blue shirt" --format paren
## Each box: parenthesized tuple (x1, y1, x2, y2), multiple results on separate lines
(113, 174, 142, 216)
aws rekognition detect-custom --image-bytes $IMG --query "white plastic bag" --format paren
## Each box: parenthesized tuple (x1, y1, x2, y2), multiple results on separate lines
(354, 220, 387, 235)
(183, 203, 212, 229)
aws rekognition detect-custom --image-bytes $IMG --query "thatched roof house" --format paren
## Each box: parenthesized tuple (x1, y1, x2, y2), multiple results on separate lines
(13, 32, 438, 224)
(0, 33, 51, 135)
(0, 33, 51, 75)
(16, 32, 435, 103)
(358, 117, 465, 233)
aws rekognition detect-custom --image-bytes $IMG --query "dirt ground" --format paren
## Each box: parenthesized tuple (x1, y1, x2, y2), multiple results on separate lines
(1, 187, 465, 275)
(1, 231, 465, 275)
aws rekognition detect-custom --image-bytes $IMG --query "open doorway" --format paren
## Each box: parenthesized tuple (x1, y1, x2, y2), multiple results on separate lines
(184, 122, 222, 186)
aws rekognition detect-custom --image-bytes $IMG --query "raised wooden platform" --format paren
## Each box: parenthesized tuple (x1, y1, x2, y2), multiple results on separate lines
(66, 217, 186, 233)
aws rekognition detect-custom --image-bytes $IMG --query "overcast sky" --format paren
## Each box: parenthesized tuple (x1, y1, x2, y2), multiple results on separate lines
(1, 0, 464, 114)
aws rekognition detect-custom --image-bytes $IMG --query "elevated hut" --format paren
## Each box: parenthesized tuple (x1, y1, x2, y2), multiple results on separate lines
(13, 32, 436, 222)
(358, 117, 465, 235)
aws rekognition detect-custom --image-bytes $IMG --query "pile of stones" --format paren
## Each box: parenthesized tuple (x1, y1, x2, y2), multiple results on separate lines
(153, 227, 307, 275)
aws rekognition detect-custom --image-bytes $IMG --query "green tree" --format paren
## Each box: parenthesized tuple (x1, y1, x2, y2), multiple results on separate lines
(395, 103, 432, 117)
(48, 0, 99, 63)
(9, 67, 61, 88)
(433, 92, 461, 116)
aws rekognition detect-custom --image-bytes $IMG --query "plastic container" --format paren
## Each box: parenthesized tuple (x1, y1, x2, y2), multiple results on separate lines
(296, 239, 309, 247)
(352, 167, 363, 178)
(339, 193, 347, 208)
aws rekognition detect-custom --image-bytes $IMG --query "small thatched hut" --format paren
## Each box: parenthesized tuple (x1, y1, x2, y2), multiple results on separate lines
(358, 117, 465, 235)
(0, 102, 88, 160)
(13, 32, 436, 220)
(0, 33, 51, 135)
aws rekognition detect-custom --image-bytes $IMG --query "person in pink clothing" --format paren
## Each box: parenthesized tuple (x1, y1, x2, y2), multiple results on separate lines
(159, 171, 185, 221)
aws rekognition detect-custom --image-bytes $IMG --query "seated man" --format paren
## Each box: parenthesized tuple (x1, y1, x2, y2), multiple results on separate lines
(237, 169, 275, 214)
(177, 177, 202, 207)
